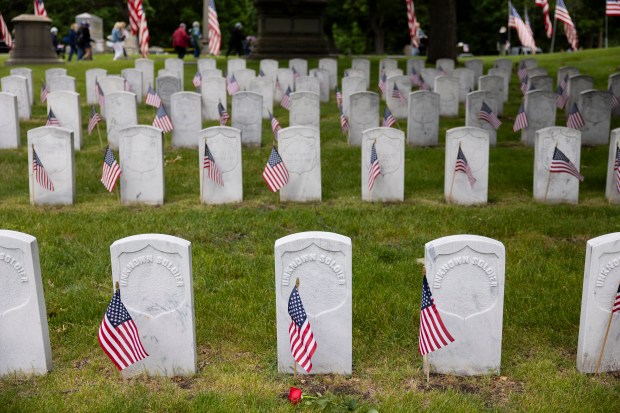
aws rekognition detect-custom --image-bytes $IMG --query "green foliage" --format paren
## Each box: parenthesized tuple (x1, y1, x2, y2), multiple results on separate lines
(332, 22, 366, 56)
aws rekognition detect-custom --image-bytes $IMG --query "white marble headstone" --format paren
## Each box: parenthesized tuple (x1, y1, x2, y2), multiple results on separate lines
(248, 76, 274, 119)
(199, 126, 243, 204)
(274, 69, 294, 103)
(421, 68, 440, 90)
(28, 126, 75, 205)
(465, 91, 499, 146)
(435, 76, 460, 117)
(171, 92, 202, 148)
(86, 68, 107, 105)
(110, 234, 195, 377)
(99, 76, 126, 120)
(201, 77, 226, 121)
(47, 91, 82, 150)
(119, 126, 164, 205)
(533, 127, 582, 204)
(156, 76, 181, 114)
(1, 75, 30, 120)
(464, 59, 483, 85)
(557, 66, 579, 87)
(453, 68, 475, 103)
(487, 68, 510, 103)
(158, 69, 179, 79)
(522, 90, 557, 147)
(361, 127, 404, 202)
(349, 91, 379, 147)
(233, 68, 256, 91)
(493, 58, 512, 72)
(379, 58, 398, 83)
(289, 58, 308, 76)
(135, 58, 154, 98)
(232, 91, 263, 147)
(290, 91, 320, 130)
(478, 75, 504, 116)
(10, 68, 33, 105)
(295, 76, 320, 95)
(344, 69, 365, 81)
(386, 75, 411, 119)
(227, 58, 246, 78)
(351, 58, 370, 88)
(579, 90, 611, 146)
(259, 59, 278, 80)
(47, 75, 76, 93)
(318, 58, 337, 89)
(445, 127, 489, 205)
(201, 69, 223, 79)
(605, 129, 620, 203)
(121, 68, 144, 103)
(0, 230, 52, 376)
(567, 75, 594, 114)
(45, 68, 67, 86)
(527, 75, 553, 92)
(342, 76, 366, 118)
(313, 69, 330, 103)
(608, 73, 620, 117)
(278, 126, 321, 202)
(527, 67, 547, 78)
(424, 235, 505, 376)
(164, 58, 185, 89)
(105, 91, 137, 150)
(436, 58, 455, 75)
(0, 92, 20, 148)
(408, 91, 439, 147)
(521, 58, 537, 70)
(275, 231, 352, 374)
(198, 58, 217, 72)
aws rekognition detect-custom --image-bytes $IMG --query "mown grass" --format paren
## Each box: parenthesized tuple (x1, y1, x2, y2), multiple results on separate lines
(0, 49, 620, 412)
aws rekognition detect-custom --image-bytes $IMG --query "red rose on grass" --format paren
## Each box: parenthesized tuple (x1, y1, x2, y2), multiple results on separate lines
(288, 387, 303, 405)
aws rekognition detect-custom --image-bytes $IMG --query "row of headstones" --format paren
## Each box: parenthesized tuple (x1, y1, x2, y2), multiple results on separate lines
(25, 122, 620, 206)
(3, 229, 619, 377)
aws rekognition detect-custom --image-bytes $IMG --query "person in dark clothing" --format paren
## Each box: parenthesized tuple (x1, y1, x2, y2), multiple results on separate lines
(225, 22, 244, 57)
(51, 27, 63, 57)
(497, 26, 508, 56)
(67, 23, 78, 61)
(77, 22, 93, 60)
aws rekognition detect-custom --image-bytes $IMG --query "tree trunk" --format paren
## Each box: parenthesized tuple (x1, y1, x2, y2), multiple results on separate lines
(370, 14, 385, 55)
(427, 0, 457, 63)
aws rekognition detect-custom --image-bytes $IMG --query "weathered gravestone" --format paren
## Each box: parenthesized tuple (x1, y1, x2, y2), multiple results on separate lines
(445, 127, 489, 205)
(1, 75, 31, 120)
(579, 90, 611, 146)
(533, 127, 582, 204)
(85, 68, 107, 105)
(361, 127, 404, 202)
(465, 91, 499, 146)
(351, 58, 371, 88)
(318, 58, 338, 89)
(0, 93, 20, 148)
(577, 233, 620, 373)
(232, 92, 263, 147)
(384, 69, 404, 80)
(274, 69, 294, 103)
(199, 126, 243, 204)
(421, 68, 440, 90)
(44, 68, 67, 86)
(487, 68, 510, 103)
(98, 76, 126, 120)
(408, 91, 439, 147)
(171, 92, 202, 148)
(47, 75, 76, 93)
(10, 68, 33, 106)
(606, 129, 620, 203)
(424, 235, 505, 375)
(295, 76, 320, 96)
(158, 69, 179, 79)
(156, 76, 181, 114)
(435, 76, 460, 117)
(289, 58, 308, 76)
(453, 68, 475, 103)
(28, 126, 75, 205)
(227, 58, 246, 79)
(164, 58, 184, 89)
(464, 59, 483, 85)
(478, 75, 504, 116)
(567, 75, 594, 114)
(527, 75, 553, 92)
(105, 91, 137, 150)
(342, 76, 366, 118)
(201, 69, 223, 79)
(557, 66, 579, 88)
(313, 69, 330, 102)
(234, 68, 256, 91)
(349, 91, 379, 147)
(201, 77, 226, 121)
(521, 58, 537, 70)
(379, 59, 398, 82)
(290, 92, 320, 130)
(248, 77, 274, 119)
(344, 69, 365, 81)
(527, 67, 547, 78)
(275, 231, 352, 374)
(493, 58, 512, 73)
(47, 91, 82, 150)
(522, 90, 557, 147)
(135, 58, 154, 98)
(119, 126, 164, 205)
(198, 58, 217, 72)
(386, 75, 411, 119)
(407, 59, 425, 81)
(278, 126, 321, 202)
(110, 234, 195, 377)
(609, 73, 620, 117)
(121, 68, 143, 103)
(436, 58, 455, 75)
(0, 230, 52, 376)
(259, 59, 279, 80)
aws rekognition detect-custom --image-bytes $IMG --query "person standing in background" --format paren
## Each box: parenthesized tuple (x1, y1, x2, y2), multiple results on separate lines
(78, 22, 93, 60)
(191, 21, 202, 58)
(120, 22, 129, 59)
(497, 26, 508, 56)
(172, 23, 191, 59)
(111, 22, 124, 60)
(66, 23, 78, 61)
(226, 22, 244, 57)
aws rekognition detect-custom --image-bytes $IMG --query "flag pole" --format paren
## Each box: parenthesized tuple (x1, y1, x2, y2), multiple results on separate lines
(595, 282, 619, 374)
(422, 264, 430, 382)
(30, 144, 35, 206)
(605, 14, 608, 49)
(550, 13, 558, 53)
(448, 142, 460, 203)
(115, 281, 120, 291)
(544, 144, 556, 202)
(201, 141, 206, 205)
(293, 277, 300, 382)
(96, 122, 103, 149)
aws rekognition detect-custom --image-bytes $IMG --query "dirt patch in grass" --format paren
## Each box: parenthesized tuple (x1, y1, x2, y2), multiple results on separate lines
(280, 375, 376, 403)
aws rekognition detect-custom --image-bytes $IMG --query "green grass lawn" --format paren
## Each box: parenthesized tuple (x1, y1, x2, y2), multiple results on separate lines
(0, 49, 620, 412)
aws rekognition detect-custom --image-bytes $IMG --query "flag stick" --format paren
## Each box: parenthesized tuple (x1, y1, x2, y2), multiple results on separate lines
(96, 122, 103, 149)
(595, 282, 619, 374)
(30, 144, 35, 206)
(448, 142, 460, 203)
(544, 144, 557, 202)
(605, 15, 609, 49)
(425, 354, 430, 382)
(201, 144, 206, 205)
(293, 277, 300, 382)
(115, 281, 120, 291)
(550, 14, 558, 53)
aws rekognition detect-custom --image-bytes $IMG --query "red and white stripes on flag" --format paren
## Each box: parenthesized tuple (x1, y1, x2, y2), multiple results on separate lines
(610, 87, 619, 110)
(382, 107, 396, 128)
(455, 146, 477, 188)
(556, 75, 569, 109)
(478, 101, 502, 130)
(368, 142, 381, 191)
(145, 85, 161, 108)
(613, 284, 620, 313)
(508, 3, 537, 53)
(513, 103, 529, 132)
(88, 106, 102, 135)
(40, 81, 49, 103)
(0, 13, 13, 50)
(567, 103, 585, 130)
(227, 74, 240, 96)
(34, 0, 47, 17)
(608, 0, 620, 16)
(280, 86, 292, 110)
(262, 146, 289, 192)
(98, 289, 148, 371)
(556, 0, 579, 50)
(287, 284, 317, 373)
(203, 142, 224, 186)
(32, 147, 54, 192)
(101, 146, 121, 192)
(152, 105, 174, 133)
(208, 0, 221, 56)
(218, 102, 230, 126)
(128, 0, 142, 35)
(46, 109, 61, 127)
(535, 0, 553, 38)
(335, 86, 343, 109)
(406, 0, 419, 48)
(614, 145, 620, 193)
(193, 71, 202, 88)
(550, 146, 584, 182)
(269, 111, 281, 140)
(339, 107, 349, 136)
(419, 275, 454, 356)
(138, 7, 150, 58)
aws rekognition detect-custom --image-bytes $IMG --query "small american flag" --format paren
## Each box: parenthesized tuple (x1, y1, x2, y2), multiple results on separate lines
(614, 145, 620, 193)
(269, 111, 281, 140)
(98, 289, 149, 371)
(613, 284, 620, 313)
(193, 71, 202, 88)
(438, 65, 447, 76)
(517, 62, 527, 82)
(259, 69, 265, 77)
(556, 0, 579, 50)
(382, 107, 396, 128)
(152, 105, 173, 133)
(288, 284, 317, 373)
(96, 80, 105, 108)
(368, 142, 381, 190)
(262, 146, 289, 192)
(88, 106, 102, 135)
(34, 0, 47, 17)
(392, 83, 407, 105)
(40, 81, 49, 103)
(513, 103, 529, 132)
(410, 67, 422, 87)
(455, 146, 477, 188)
(145, 85, 162, 108)
(556, 82, 568, 109)
(609, 87, 619, 110)
(275, 77, 283, 93)
(520, 75, 529, 94)
(608, 0, 620, 16)
(32, 147, 54, 192)
(101, 146, 121, 192)
(46, 109, 61, 127)
(124, 79, 131, 92)
(335, 86, 343, 109)
(550, 146, 584, 182)
(203, 142, 224, 186)
(339, 107, 349, 136)
(292, 66, 300, 80)
(567, 103, 585, 130)
(218, 102, 230, 126)
(227, 74, 240, 96)
(378, 71, 387, 95)
(281, 86, 292, 110)
(418, 275, 454, 356)
(478, 101, 502, 130)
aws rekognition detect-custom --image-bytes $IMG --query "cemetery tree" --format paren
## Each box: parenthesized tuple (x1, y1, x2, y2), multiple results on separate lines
(427, 0, 457, 63)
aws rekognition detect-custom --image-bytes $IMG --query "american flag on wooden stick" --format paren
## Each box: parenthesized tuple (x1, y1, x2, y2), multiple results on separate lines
(392, 83, 407, 105)
(145, 85, 161, 108)
(152, 105, 173, 133)
(455, 146, 477, 188)
(567, 103, 585, 130)
(227, 74, 240, 96)
(478, 101, 502, 130)
(550, 147, 584, 182)
(517, 62, 528, 82)
(40, 81, 49, 103)
(96, 80, 105, 108)
(280, 86, 292, 110)
(98, 289, 149, 371)
(218, 102, 230, 126)
(339, 107, 349, 136)
(32, 147, 54, 192)
(288, 284, 317, 373)
(101, 146, 121, 192)
(382, 107, 396, 128)
(193, 71, 202, 88)
(262, 146, 289, 192)
(614, 145, 620, 193)
(556, 0, 579, 50)
(378, 71, 387, 95)
(335, 86, 343, 109)
(418, 275, 454, 356)
(410, 67, 422, 87)
(556, 76, 569, 109)
(269, 111, 281, 140)
(367, 142, 381, 191)
(513, 103, 529, 132)
(613, 284, 620, 313)
(203, 142, 224, 186)
(88, 106, 102, 135)
(292, 66, 300, 80)
(46, 109, 61, 127)
(609, 87, 619, 110)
